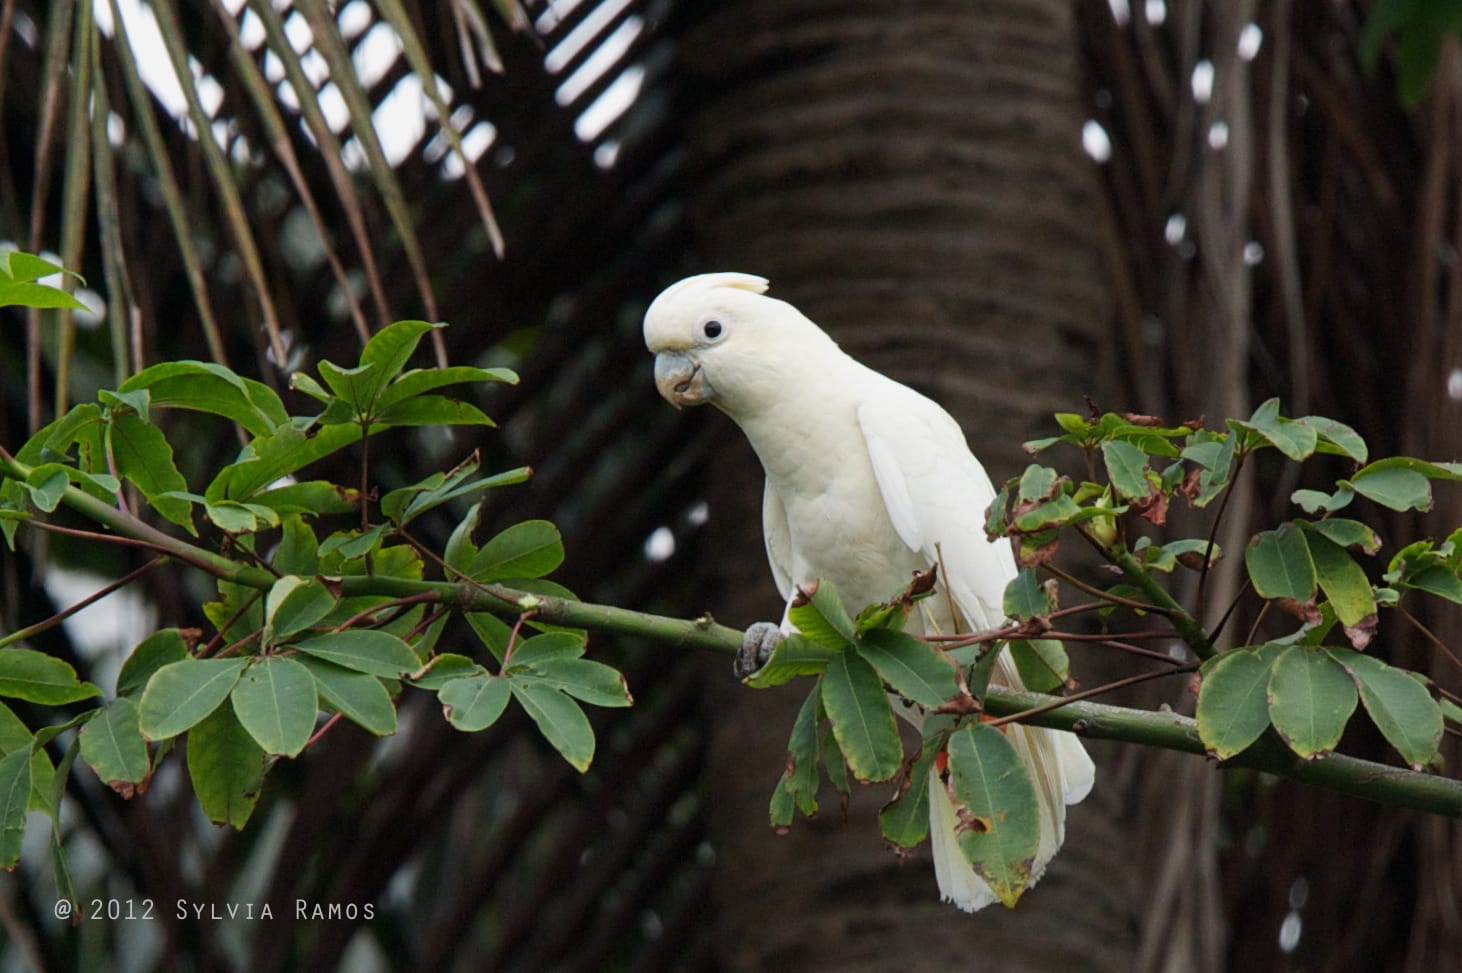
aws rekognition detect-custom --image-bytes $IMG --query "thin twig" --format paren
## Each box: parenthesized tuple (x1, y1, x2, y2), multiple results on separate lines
(1044, 561, 1169, 614)
(1398, 606, 1462, 671)
(985, 663, 1197, 729)
(0, 556, 165, 649)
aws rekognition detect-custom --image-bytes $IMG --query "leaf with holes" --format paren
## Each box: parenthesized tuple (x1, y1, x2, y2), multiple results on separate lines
(946, 722, 1041, 908)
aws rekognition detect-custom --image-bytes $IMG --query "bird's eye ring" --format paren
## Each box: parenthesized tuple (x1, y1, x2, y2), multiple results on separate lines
(702, 320, 724, 340)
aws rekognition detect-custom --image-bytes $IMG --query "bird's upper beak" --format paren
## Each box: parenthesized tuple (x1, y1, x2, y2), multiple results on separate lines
(654, 351, 715, 409)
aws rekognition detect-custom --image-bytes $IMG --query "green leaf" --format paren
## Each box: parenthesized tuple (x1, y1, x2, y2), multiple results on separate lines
(1196, 645, 1278, 759)
(0, 649, 103, 704)
(358, 320, 441, 407)
(272, 515, 319, 576)
(263, 576, 335, 647)
(1244, 523, 1317, 603)
(249, 480, 360, 515)
(107, 413, 195, 533)
(186, 704, 265, 829)
(744, 634, 839, 688)
(0, 748, 31, 868)
(1329, 650, 1443, 768)
(1162, 538, 1222, 570)
(0, 702, 55, 811)
(854, 628, 960, 707)
(1291, 488, 1355, 515)
(1303, 532, 1378, 629)
(1345, 465, 1433, 512)
(78, 697, 150, 795)
(25, 466, 69, 513)
(1016, 464, 1058, 502)
(1297, 415, 1368, 463)
(439, 673, 512, 732)
(291, 630, 421, 679)
(377, 365, 519, 409)
(406, 654, 485, 691)
(203, 501, 262, 534)
(444, 503, 482, 570)
(118, 361, 287, 436)
(788, 579, 857, 650)
(373, 395, 495, 428)
(510, 679, 595, 772)
(1406, 565, 1462, 604)
(317, 360, 379, 412)
(465, 612, 514, 664)
(297, 658, 397, 736)
(770, 685, 823, 828)
(946, 722, 1041, 908)
(1234, 399, 1317, 461)
(1192, 428, 1237, 507)
(879, 745, 936, 848)
(1009, 639, 1069, 694)
(468, 519, 565, 581)
(506, 632, 587, 666)
(1267, 646, 1357, 759)
(1299, 518, 1381, 554)
(231, 658, 318, 757)
(208, 422, 363, 503)
(318, 524, 386, 562)
(1002, 568, 1050, 620)
(517, 658, 632, 708)
(820, 650, 901, 782)
(0, 281, 87, 311)
(138, 658, 248, 740)
(1101, 440, 1152, 499)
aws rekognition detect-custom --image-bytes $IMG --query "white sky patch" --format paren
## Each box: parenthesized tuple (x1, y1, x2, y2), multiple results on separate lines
(556, 15, 642, 106)
(575, 64, 643, 142)
(316, 82, 350, 133)
(537, 0, 590, 36)
(1164, 212, 1187, 245)
(1191, 60, 1215, 104)
(1447, 368, 1462, 400)
(1107, 0, 1131, 27)
(440, 121, 498, 179)
(546, 0, 635, 74)
(43, 567, 156, 685)
(238, 6, 266, 50)
(337, 0, 374, 40)
(282, 10, 314, 54)
(1207, 120, 1229, 150)
(1238, 23, 1263, 61)
(299, 48, 331, 89)
(1243, 241, 1265, 266)
(1144, 0, 1166, 26)
(644, 526, 675, 562)
(687, 501, 709, 526)
(593, 140, 620, 169)
(1082, 119, 1112, 163)
(371, 74, 430, 166)
(353, 21, 404, 89)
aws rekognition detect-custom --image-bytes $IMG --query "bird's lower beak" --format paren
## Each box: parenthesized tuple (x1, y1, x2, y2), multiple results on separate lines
(654, 351, 715, 408)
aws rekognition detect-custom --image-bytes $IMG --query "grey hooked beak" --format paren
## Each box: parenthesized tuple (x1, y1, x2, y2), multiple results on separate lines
(654, 351, 715, 408)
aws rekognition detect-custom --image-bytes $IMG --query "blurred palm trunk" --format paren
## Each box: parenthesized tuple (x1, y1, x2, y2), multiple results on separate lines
(674, 1, 1184, 968)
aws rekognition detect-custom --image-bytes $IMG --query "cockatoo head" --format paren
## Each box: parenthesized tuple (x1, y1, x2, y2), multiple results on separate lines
(643, 273, 836, 416)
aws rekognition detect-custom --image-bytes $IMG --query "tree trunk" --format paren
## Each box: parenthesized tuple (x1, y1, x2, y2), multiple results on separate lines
(675, 1, 1145, 967)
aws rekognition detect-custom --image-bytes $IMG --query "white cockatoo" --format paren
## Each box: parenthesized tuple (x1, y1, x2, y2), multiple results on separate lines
(643, 272, 1095, 912)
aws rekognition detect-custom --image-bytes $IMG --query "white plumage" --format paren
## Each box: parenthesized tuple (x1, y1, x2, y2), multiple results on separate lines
(644, 272, 1094, 912)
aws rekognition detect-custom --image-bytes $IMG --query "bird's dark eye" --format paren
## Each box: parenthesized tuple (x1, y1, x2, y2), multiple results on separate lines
(703, 320, 724, 340)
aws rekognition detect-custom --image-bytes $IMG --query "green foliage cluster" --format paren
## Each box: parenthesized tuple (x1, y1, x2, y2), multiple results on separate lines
(756, 400, 1462, 908)
(0, 287, 632, 897)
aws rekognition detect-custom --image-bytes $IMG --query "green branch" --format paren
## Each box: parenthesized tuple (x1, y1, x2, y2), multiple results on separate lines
(4, 450, 1459, 819)
(1112, 547, 1216, 660)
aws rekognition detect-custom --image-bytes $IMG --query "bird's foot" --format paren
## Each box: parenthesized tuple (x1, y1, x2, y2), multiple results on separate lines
(736, 622, 785, 679)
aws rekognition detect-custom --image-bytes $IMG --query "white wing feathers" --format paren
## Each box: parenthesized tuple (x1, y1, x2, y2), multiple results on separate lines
(856, 381, 1095, 910)
(761, 479, 794, 603)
